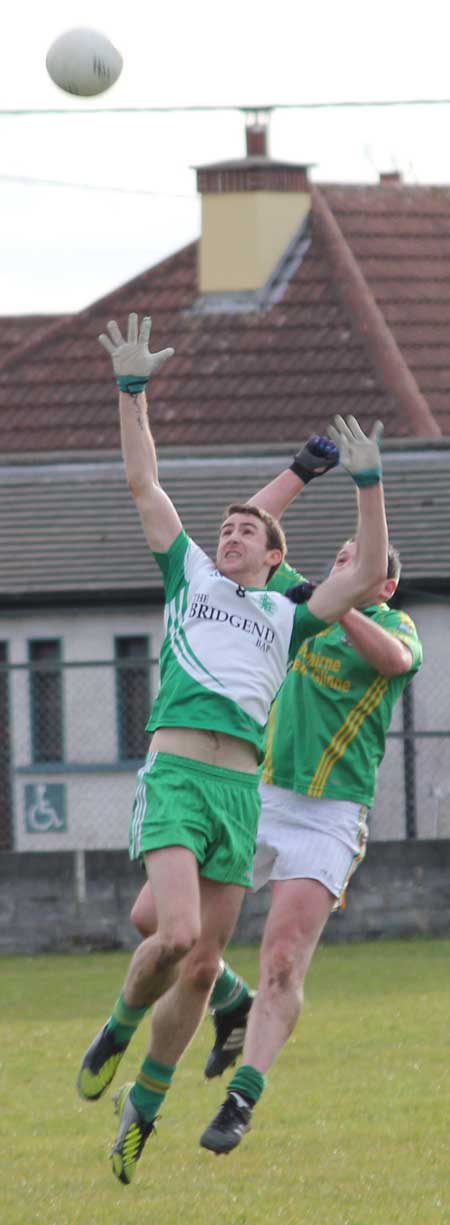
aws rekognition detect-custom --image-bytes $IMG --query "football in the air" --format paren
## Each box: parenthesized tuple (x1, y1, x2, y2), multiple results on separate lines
(46, 28, 123, 97)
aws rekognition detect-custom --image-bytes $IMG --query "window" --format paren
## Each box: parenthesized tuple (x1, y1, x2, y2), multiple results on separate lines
(0, 643, 12, 848)
(115, 636, 151, 761)
(29, 639, 63, 763)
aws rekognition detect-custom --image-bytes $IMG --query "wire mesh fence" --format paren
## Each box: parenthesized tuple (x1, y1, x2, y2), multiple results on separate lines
(0, 655, 158, 852)
(0, 652, 449, 852)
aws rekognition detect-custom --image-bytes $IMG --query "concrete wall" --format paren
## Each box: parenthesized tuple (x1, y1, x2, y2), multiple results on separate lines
(2, 841, 450, 955)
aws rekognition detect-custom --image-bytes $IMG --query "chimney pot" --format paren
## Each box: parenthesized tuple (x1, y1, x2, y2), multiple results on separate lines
(246, 124, 267, 158)
(380, 171, 402, 184)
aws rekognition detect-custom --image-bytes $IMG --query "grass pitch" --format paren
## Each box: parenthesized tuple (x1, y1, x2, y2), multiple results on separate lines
(2, 939, 449, 1225)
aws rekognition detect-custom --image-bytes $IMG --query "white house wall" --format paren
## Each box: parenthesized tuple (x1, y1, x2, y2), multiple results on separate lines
(1, 598, 448, 851)
(409, 602, 450, 840)
(371, 601, 450, 840)
(1, 605, 164, 852)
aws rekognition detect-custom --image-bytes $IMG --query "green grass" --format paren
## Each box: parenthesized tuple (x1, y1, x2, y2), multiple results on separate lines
(1, 939, 450, 1225)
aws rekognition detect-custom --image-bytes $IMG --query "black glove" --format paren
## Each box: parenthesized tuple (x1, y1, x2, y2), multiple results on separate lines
(290, 435, 339, 484)
(286, 580, 316, 604)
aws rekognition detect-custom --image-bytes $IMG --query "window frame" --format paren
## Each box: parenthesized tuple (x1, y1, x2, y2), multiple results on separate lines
(0, 642, 12, 848)
(114, 634, 152, 763)
(28, 637, 64, 765)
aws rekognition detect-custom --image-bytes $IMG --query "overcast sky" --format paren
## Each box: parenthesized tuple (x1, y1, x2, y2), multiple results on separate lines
(2, 0, 450, 316)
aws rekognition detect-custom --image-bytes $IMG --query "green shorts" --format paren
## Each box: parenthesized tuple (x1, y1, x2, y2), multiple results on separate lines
(129, 749, 260, 888)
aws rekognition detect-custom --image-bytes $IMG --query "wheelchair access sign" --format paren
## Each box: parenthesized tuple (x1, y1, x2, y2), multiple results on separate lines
(24, 783, 67, 833)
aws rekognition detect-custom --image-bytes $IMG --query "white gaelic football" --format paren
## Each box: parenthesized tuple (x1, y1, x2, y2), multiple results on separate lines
(46, 28, 123, 97)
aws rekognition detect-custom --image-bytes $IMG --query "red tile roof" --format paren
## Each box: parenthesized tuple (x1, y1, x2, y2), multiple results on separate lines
(0, 315, 58, 365)
(321, 183, 450, 435)
(0, 180, 448, 456)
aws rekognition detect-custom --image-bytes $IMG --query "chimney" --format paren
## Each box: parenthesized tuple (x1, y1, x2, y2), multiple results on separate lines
(195, 109, 312, 295)
(245, 115, 268, 158)
(379, 171, 402, 184)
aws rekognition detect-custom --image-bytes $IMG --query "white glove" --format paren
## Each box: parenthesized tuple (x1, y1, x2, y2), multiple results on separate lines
(328, 415, 383, 486)
(98, 313, 174, 394)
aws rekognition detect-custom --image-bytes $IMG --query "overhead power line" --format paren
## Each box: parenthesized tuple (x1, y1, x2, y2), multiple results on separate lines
(2, 98, 450, 117)
(0, 172, 195, 199)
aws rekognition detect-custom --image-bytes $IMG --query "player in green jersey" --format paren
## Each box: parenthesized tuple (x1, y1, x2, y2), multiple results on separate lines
(76, 313, 389, 1184)
(199, 538, 422, 1154)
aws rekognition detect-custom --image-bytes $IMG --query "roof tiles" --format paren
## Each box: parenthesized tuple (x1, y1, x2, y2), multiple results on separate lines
(320, 183, 450, 436)
(1, 448, 448, 598)
(0, 182, 449, 455)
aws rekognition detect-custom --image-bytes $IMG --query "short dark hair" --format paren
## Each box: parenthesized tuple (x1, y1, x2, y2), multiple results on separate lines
(345, 538, 401, 582)
(222, 503, 287, 579)
(386, 543, 401, 582)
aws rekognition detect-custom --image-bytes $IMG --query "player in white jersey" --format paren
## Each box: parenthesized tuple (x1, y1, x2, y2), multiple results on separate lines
(76, 313, 389, 1185)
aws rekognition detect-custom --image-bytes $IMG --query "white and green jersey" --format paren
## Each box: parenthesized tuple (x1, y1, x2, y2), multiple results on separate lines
(147, 530, 326, 761)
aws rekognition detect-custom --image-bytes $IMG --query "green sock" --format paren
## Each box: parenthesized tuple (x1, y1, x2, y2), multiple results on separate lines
(131, 1055, 175, 1123)
(107, 992, 149, 1045)
(210, 962, 252, 1014)
(228, 1064, 265, 1106)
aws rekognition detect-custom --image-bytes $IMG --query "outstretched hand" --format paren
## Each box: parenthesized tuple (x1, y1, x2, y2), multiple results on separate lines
(98, 313, 174, 395)
(291, 435, 339, 484)
(328, 415, 383, 487)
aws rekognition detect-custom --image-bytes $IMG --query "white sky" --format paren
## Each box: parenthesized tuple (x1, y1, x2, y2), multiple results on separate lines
(2, 0, 450, 315)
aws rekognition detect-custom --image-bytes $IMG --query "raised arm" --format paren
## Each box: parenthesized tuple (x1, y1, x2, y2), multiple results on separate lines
(339, 609, 413, 677)
(247, 436, 339, 517)
(99, 313, 181, 553)
(307, 417, 388, 623)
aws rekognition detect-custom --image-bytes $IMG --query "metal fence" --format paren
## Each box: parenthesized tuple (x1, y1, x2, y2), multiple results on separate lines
(1, 654, 449, 852)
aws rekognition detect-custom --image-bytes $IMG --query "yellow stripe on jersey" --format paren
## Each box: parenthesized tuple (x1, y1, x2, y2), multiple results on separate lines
(263, 624, 361, 787)
(262, 702, 278, 785)
(307, 675, 389, 797)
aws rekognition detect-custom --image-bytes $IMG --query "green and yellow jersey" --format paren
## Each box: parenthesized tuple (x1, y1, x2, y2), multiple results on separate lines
(262, 604, 423, 807)
(267, 558, 307, 595)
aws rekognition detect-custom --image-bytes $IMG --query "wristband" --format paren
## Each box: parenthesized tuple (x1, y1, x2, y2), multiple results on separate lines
(116, 374, 149, 395)
(351, 469, 381, 488)
(290, 457, 315, 484)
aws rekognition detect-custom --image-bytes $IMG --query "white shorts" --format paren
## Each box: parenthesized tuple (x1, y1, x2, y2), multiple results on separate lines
(253, 782, 369, 904)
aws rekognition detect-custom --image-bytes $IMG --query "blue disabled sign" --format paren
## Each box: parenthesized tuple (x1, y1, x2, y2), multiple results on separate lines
(24, 783, 67, 833)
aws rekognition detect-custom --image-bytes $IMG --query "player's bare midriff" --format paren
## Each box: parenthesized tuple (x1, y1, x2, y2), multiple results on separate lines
(150, 727, 258, 772)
